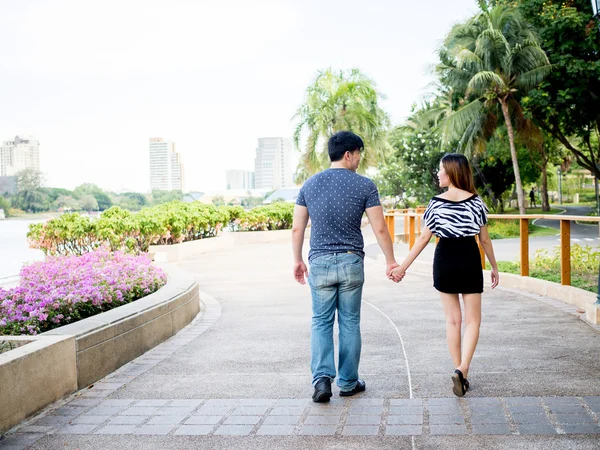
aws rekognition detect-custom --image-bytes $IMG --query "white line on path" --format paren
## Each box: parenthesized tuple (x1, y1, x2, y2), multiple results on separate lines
(363, 300, 414, 400)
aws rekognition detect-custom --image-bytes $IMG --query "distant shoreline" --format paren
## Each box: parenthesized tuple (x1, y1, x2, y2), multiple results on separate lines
(5, 212, 63, 221)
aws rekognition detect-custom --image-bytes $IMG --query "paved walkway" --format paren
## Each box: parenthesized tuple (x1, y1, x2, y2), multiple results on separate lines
(2, 232, 600, 449)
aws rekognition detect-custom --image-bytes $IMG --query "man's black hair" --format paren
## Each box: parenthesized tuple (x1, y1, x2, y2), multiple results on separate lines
(328, 131, 364, 162)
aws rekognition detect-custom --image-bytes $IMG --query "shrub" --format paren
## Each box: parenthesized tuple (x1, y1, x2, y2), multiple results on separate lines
(234, 203, 294, 231)
(0, 249, 167, 335)
(486, 219, 521, 239)
(28, 202, 229, 256)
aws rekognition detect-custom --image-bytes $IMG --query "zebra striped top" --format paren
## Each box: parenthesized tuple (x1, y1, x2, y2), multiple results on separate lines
(423, 194, 488, 238)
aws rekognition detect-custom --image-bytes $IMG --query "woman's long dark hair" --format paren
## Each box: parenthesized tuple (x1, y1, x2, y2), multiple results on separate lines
(441, 153, 477, 194)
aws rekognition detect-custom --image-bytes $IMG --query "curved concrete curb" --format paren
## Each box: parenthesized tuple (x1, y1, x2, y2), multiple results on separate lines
(0, 264, 199, 434)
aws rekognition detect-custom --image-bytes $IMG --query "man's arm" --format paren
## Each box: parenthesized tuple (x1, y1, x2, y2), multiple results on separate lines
(292, 205, 309, 285)
(365, 205, 399, 278)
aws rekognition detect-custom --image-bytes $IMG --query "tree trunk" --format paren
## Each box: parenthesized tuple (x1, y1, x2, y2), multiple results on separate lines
(540, 164, 550, 212)
(500, 99, 526, 214)
(473, 161, 498, 209)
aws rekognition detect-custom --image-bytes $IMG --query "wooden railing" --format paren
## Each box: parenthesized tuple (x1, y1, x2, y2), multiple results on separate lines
(384, 211, 600, 286)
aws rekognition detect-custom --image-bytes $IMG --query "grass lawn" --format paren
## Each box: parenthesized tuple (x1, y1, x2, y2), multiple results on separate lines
(486, 261, 598, 294)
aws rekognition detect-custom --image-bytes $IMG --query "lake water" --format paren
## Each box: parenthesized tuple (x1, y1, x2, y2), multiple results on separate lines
(0, 219, 46, 280)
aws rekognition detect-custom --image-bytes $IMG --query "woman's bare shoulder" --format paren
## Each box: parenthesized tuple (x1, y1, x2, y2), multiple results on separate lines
(434, 190, 474, 202)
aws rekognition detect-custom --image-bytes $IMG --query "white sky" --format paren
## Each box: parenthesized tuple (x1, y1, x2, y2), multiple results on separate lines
(1, 0, 478, 193)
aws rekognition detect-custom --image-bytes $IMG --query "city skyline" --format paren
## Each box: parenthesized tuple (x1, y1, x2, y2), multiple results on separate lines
(226, 169, 255, 190)
(1, 0, 479, 194)
(254, 137, 294, 190)
(0, 135, 40, 177)
(149, 137, 185, 192)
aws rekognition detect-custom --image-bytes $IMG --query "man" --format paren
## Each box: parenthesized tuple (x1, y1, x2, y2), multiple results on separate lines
(292, 130, 401, 403)
(529, 187, 536, 208)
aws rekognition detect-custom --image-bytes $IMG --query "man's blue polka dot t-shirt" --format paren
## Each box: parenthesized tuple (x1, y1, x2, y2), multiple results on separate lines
(296, 168, 381, 263)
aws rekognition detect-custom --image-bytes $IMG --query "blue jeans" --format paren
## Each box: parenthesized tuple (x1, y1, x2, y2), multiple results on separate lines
(308, 252, 364, 392)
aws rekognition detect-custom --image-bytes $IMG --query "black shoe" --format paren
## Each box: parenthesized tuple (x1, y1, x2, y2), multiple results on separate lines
(340, 379, 366, 397)
(451, 369, 468, 397)
(312, 378, 332, 403)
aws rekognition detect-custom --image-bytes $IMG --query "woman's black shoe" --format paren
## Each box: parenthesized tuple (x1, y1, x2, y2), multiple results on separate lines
(451, 369, 468, 397)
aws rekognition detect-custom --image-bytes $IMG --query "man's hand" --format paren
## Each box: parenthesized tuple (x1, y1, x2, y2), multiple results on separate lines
(386, 262, 400, 282)
(293, 261, 308, 285)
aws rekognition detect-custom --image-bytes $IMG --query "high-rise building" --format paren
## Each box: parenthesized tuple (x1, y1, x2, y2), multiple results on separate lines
(254, 137, 293, 190)
(226, 170, 255, 190)
(149, 137, 185, 191)
(0, 135, 40, 176)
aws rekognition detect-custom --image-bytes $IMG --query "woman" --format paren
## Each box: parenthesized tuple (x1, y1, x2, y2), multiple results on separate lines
(391, 153, 499, 397)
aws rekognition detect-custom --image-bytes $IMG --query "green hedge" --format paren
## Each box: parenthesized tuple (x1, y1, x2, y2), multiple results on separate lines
(28, 201, 295, 256)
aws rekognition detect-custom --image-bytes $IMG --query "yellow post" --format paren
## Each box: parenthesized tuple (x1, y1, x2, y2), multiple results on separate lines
(409, 215, 416, 249)
(560, 219, 571, 285)
(520, 218, 529, 277)
(385, 214, 395, 243)
(403, 209, 409, 243)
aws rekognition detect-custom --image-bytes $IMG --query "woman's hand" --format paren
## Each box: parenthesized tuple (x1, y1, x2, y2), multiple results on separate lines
(389, 266, 406, 283)
(490, 266, 499, 289)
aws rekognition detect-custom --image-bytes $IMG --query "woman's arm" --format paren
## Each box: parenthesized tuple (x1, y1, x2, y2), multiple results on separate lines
(479, 225, 499, 289)
(390, 226, 433, 281)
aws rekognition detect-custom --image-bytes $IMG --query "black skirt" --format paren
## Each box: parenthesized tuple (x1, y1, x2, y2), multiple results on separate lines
(433, 236, 483, 294)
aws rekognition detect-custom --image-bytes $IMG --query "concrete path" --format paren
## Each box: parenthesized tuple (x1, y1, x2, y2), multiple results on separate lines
(2, 232, 600, 449)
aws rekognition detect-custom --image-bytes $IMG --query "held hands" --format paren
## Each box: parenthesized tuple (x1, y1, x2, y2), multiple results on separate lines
(293, 261, 308, 285)
(389, 265, 406, 283)
(387, 262, 406, 283)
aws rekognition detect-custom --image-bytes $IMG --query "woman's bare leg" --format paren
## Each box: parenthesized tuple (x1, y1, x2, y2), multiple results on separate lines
(440, 293, 462, 369)
(457, 293, 482, 378)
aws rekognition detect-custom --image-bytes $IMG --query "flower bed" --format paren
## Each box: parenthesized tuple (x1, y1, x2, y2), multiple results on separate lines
(0, 250, 167, 335)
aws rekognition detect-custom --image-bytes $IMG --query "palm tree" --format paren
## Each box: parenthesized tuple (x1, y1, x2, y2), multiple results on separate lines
(437, 3, 552, 214)
(292, 68, 391, 182)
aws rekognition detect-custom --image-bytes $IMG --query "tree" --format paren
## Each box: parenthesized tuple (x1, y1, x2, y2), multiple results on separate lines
(151, 189, 183, 206)
(240, 196, 263, 208)
(503, 0, 600, 180)
(386, 125, 445, 203)
(53, 195, 80, 211)
(474, 126, 542, 211)
(73, 183, 112, 210)
(16, 168, 43, 192)
(522, 131, 567, 211)
(79, 194, 99, 212)
(0, 196, 11, 217)
(212, 195, 225, 207)
(437, 2, 552, 213)
(93, 192, 113, 211)
(293, 68, 391, 181)
(41, 187, 73, 204)
(14, 169, 49, 212)
(73, 183, 101, 197)
(116, 192, 148, 211)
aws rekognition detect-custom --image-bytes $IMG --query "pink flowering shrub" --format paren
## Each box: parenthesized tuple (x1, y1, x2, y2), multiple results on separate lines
(0, 249, 167, 336)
